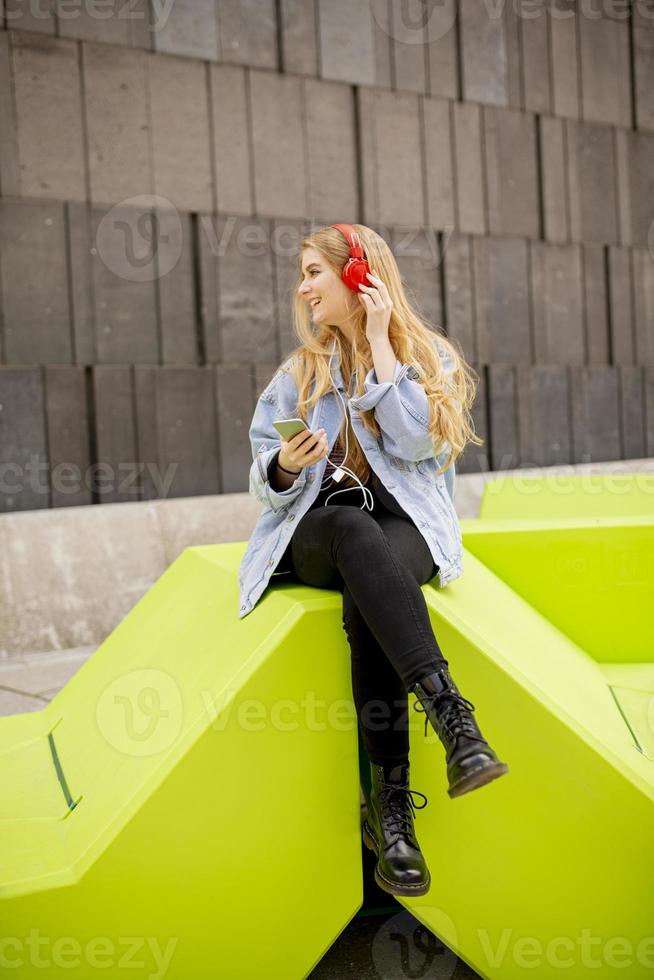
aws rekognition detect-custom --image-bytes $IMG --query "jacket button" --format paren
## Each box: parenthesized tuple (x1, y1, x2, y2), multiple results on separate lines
(267, 559, 274, 566)
(288, 513, 295, 520)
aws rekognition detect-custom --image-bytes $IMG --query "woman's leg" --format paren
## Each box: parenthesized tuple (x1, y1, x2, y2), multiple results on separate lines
(344, 509, 444, 766)
(288, 502, 448, 759)
(343, 579, 411, 766)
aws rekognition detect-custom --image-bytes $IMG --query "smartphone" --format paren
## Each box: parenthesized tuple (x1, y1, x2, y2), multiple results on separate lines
(273, 418, 310, 441)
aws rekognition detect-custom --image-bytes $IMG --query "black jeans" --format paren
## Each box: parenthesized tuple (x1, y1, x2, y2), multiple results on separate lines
(274, 473, 449, 767)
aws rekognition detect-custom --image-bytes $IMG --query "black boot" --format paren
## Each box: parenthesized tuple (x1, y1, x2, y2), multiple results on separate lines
(411, 668, 509, 799)
(361, 761, 431, 897)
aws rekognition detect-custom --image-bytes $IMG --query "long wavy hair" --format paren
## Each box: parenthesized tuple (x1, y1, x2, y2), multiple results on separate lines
(276, 223, 483, 481)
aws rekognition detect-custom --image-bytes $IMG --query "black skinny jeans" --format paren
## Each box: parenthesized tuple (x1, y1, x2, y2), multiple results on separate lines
(275, 473, 449, 767)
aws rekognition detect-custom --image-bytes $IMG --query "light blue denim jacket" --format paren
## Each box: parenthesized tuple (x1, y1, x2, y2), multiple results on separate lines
(238, 336, 463, 619)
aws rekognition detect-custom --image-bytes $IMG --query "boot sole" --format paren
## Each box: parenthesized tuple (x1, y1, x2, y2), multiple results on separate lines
(361, 821, 431, 897)
(448, 761, 510, 798)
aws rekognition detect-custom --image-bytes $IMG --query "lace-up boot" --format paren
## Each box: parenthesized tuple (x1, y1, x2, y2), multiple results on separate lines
(361, 761, 431, 897)
(411, 668, 509, 798)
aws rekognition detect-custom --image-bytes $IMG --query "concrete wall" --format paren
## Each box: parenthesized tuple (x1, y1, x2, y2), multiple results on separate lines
(0, 1, 653, 515)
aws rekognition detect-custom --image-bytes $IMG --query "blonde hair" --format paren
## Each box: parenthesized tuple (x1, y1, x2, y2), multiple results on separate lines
(275, 223, 483, 480)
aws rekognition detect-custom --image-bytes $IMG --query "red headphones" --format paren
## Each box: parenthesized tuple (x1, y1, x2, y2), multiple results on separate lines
(331, 223, 371, 292)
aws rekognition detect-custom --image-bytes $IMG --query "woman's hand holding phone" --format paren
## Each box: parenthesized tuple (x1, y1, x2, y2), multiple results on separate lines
(278, 427, 329, 473)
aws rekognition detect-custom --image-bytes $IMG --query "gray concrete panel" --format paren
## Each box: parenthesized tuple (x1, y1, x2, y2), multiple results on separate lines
(134, 366, 220, 499)
(93, 365, 142, 503)
(304, 78, 358, 224)
(215, 361, 254, 492)
(582, 243, 610, 363)
(152, 0, 219, 60)
(83, 42, 152, 204)
(0, 200, 72, 364)
(317, 0, 376, 85)
(250, 69, 308, 219)
(213, 214, 277, 364)
(566, 119, 619, 245)
(0, 367, 48, 511)
(473, 235, 532, 364)
(531, 242, 584, 365)
(570, 365, 621, 462)
(88, 204, 160, 362)
(11, 32, 85, 200)
(210, 64, 253, 216)
(452, 102, 485, 235)
(516, 364, 572, 467)
(608, 245, 636, 365)
(279, 0, 318, 76)
(423, 96, 455, 230)
(483, 105, 539, 239)
(217, 0, 277, 69)
(148, 54, 213, 213)
(44, 365, 91, 508)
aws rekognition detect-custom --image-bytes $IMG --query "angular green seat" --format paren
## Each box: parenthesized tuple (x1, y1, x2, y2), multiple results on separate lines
(3, 517, 653, 979)
(407, 514, 654, 979)
(0, 545, 363, 979)
(480, 472, 654, 519)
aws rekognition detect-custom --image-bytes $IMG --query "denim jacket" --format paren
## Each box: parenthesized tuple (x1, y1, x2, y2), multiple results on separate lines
(238, 336, 463, 619)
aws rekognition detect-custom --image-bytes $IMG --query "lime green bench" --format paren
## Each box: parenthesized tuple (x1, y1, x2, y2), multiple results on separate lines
(0, 546, 362, 979)
(480, 472, 654, 519)
(2, 516, 653, 978)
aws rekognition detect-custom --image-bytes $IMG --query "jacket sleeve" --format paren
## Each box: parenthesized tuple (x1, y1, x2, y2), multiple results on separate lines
(248, 389, 308, 512)
(348, 336, 459, 464)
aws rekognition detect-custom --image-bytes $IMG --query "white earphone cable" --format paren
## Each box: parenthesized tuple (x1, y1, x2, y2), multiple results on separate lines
(319, 339, 374, 511)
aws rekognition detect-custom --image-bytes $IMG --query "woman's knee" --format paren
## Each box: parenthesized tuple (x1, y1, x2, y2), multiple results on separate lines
(329, 505, 386, 557)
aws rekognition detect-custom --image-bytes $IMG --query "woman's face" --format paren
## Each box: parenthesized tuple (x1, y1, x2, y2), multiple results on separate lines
(297, 247, 359, 337)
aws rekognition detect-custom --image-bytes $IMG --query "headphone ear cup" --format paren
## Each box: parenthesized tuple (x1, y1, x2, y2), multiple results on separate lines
(341, 257, 370, 292)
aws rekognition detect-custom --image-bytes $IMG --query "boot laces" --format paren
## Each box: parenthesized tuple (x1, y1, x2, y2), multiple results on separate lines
(377, 782, 428, 842)
(413, 690, 484, 742)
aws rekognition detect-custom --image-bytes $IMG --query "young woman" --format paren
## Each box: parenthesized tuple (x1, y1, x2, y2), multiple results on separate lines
(239, 223, 509, 897)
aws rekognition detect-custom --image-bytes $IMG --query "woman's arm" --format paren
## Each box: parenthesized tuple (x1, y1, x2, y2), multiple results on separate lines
(249, 404, 306, 511)
(349, 334, 458, 463)
(268, 453, 299, 492)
